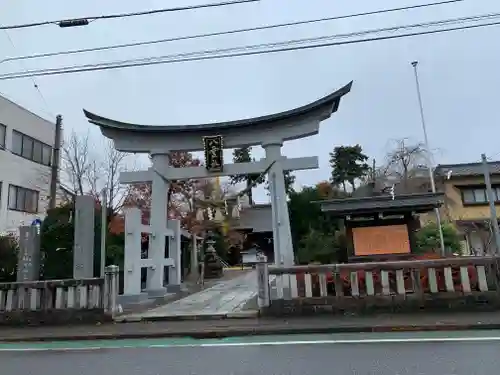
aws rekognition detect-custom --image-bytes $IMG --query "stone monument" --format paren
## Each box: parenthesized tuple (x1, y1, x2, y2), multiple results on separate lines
(83, 81, 352, 295)
(73, 195, 95, 279)
(17, 225, 41, 282)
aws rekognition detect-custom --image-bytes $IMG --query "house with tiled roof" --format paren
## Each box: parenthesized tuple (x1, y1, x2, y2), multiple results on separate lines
(435, 161, 500, 255)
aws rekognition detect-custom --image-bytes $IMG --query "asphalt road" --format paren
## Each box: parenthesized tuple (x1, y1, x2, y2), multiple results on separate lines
(2, 331, 500, 374)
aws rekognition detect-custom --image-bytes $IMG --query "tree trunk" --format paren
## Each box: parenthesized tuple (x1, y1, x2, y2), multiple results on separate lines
(403, 167, 408, 191)
(350, 180, 356, 192)
(342, 182, 347, 193)
(246, 179, 254, 205)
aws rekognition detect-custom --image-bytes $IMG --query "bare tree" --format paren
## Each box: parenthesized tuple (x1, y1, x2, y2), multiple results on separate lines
(383, 138, 428, 190)
(87, 142, 133, 212)
(62, 131, 92, 196)
(61, 130, 135, 213)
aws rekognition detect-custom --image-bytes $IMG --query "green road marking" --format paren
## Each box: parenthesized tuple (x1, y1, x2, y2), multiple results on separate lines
(1, 330, 500, 351)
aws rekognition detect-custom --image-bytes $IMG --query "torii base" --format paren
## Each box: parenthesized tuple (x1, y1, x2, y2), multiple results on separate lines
(117, 292, 149, 306)
(147, 287, 168, 298)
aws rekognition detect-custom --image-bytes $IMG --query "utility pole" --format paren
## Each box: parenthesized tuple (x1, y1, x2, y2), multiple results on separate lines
(49, 115, 62, 210)
(481, 154, 500, 254)
(411, 61, 446, 257)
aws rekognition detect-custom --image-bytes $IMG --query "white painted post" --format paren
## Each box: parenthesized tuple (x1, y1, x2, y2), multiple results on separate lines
(167, 219, 182, 290)
(263, 143, 294, 267)
(148, 155, 169, 296)
(100, 188, 108, 278)
(256, 254, 270, 308)
(104, 265, 119, 316)
(124, 208, 142, 296)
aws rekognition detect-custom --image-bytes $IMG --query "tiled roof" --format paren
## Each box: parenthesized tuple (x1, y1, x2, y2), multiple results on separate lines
(435, 161, 500, 177)
(317, 192, 444, 216)
(351, 177, 431, 198)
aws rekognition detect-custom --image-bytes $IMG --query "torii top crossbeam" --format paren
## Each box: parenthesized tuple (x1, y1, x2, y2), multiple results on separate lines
(83, 82, 352, 153)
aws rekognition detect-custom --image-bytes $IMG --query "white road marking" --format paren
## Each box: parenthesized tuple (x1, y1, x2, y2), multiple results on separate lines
(2, 335, 500, 352)
(193, 336, 500, 347)
(0, 347, 107, 352)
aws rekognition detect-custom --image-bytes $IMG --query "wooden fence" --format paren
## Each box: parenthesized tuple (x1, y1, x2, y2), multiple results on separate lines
(256, 256, 500, 316)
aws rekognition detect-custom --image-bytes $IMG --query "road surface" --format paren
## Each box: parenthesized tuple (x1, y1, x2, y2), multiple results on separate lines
(2, 330, 499, 374)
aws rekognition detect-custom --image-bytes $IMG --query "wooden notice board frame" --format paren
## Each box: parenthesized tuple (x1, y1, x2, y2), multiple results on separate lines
(352, 224, 411, 256)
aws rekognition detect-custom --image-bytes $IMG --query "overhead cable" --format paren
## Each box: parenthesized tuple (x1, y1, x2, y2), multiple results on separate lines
(1, 12, 498, 81)
(0, 0, 464, 65)
(0, 0, 259, 30)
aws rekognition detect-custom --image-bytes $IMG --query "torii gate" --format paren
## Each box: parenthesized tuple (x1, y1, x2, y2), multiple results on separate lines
(83, 81, 352, 294)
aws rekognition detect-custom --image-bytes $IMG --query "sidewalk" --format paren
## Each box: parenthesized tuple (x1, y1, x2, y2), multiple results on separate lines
(1, 312, 500, 342)
(118, 269, 251, 317)
(117, 271, 261, 322)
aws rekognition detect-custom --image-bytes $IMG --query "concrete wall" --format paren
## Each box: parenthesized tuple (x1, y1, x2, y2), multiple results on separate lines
(262, 292, 500, 317)
(0, 96, 56, 233)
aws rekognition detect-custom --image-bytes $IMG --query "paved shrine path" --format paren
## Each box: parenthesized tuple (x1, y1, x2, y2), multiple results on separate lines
(119, 271, 263, 320)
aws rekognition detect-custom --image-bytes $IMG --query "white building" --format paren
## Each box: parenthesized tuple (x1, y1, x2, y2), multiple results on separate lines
(0, 95, 56, 234)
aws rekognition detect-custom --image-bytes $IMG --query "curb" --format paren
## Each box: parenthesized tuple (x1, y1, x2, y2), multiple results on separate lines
(115, 311, 258, 323)
(1, 322, 500, 343)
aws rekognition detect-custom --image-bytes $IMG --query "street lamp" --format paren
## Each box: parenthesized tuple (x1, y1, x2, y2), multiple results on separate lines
(411, 60, 446, 257)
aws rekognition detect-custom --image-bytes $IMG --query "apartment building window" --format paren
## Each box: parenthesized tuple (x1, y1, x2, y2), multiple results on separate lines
(461, 186, 500, 205)
(11, 130, 52, 166)
(8, 185, 39, 213)
(0, 123, 5, 150)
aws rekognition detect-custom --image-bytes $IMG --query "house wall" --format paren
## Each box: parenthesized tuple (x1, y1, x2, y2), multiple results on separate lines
(442, 176, 500, 221)
(0, 96, 56, 234)
(419, 176, 500, 225)
(421, 175, 500, 255)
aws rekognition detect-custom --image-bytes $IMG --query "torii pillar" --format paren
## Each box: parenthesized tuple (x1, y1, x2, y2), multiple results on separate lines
(83, 81, 352, 273)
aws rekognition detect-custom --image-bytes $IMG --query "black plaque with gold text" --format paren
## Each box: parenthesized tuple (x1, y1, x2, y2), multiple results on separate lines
(203, 135, 224, 173)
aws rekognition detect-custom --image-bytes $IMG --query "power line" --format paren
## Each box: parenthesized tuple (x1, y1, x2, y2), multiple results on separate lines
(0, 0, 259, 30)
(2, 30, 55, 119)
(3, 12, 497, 79)
(1, 12, 499, 81)
(0, 0, 464, 65)
(5, 11, 495, 78)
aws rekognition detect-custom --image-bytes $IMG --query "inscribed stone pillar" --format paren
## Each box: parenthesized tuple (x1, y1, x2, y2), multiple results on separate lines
(147, 154, 169, 296)
(264, 143, 295, 266)
(73, 195, 95, 279)
(17, 226, 41, 282)
(167, 219, 182, 291)
(123, 207, 142, 296)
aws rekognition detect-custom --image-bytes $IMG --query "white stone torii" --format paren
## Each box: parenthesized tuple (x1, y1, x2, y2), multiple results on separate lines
(83, 81, 352, 295)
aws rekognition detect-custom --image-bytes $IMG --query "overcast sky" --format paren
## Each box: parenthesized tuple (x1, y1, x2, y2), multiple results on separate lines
(1, 0, 499, 202)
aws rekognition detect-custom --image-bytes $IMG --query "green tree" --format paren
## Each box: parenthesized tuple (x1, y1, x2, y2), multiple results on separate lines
(0, 234, 18, 282)
(284, 171, 296, 196)
(329, 145, 369, 193)
(230, 147, 264, 204)
(415, 222, 462, 254)
(40, 205, 74, 279)
(288, 185, 342, 256)
(296, 229, 338, 264)
(265, 170, 296, 197)
(41, 203, 125, 280)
